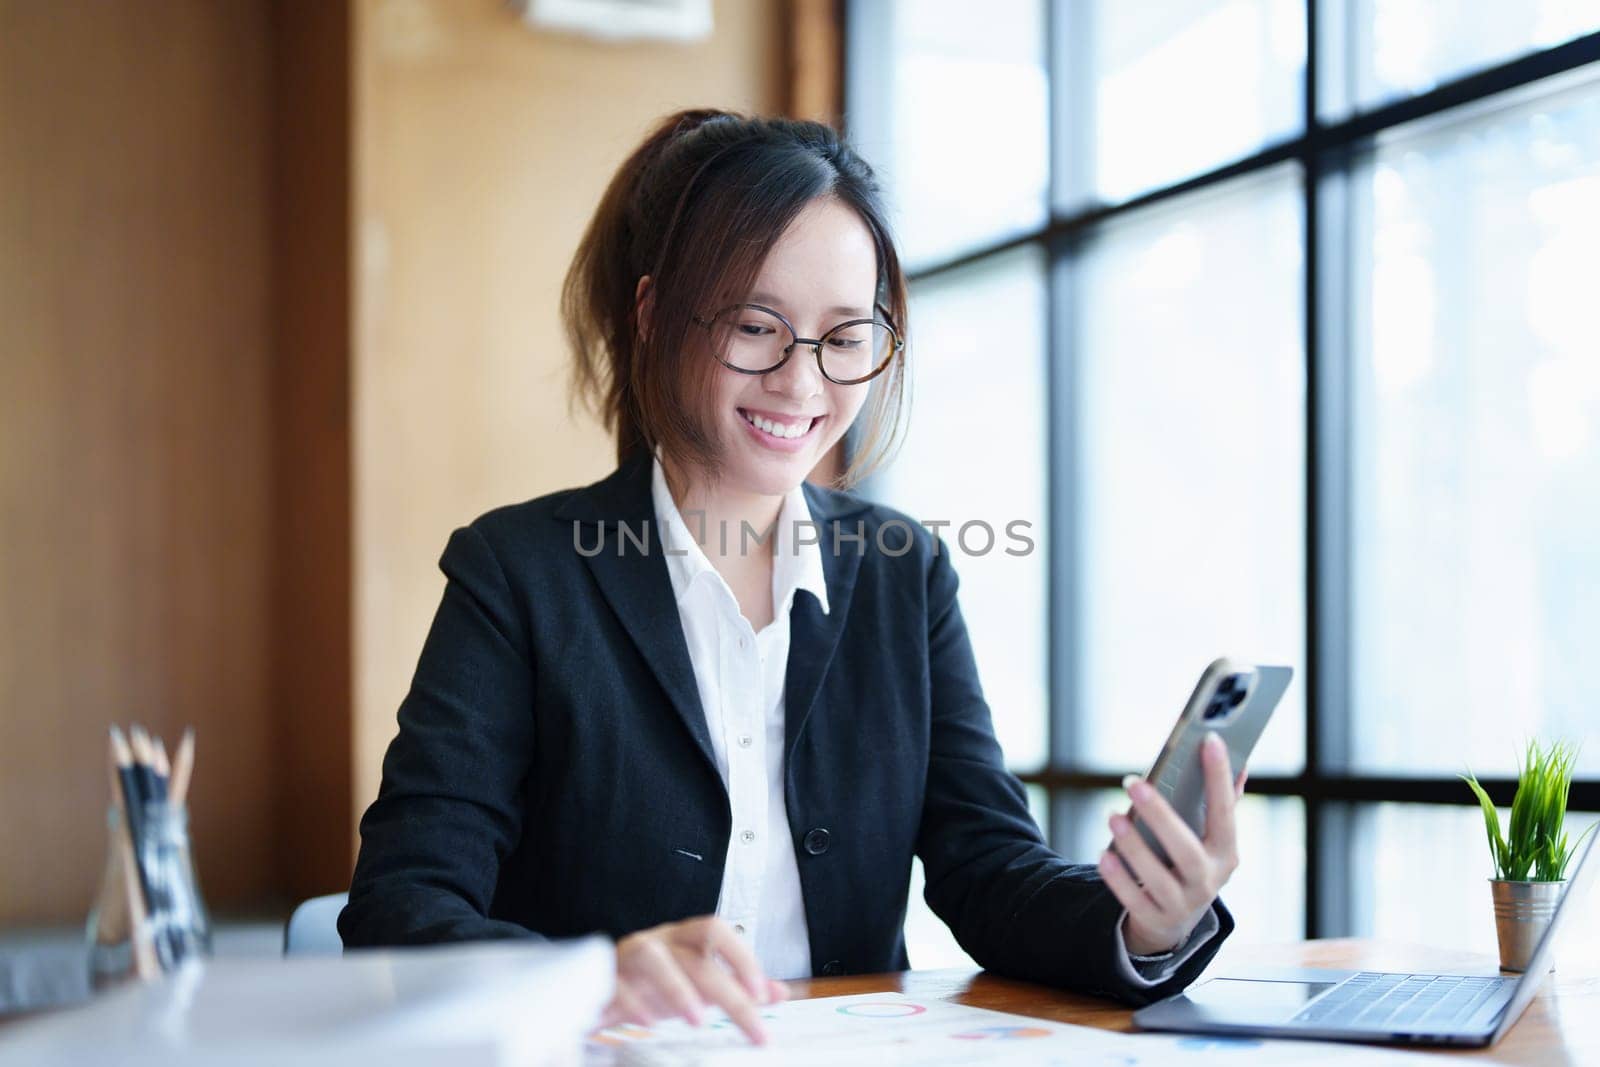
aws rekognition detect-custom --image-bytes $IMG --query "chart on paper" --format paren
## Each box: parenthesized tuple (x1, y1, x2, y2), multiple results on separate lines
(585, 992, 1437, 1066)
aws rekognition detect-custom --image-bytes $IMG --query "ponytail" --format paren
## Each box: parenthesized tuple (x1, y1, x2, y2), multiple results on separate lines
(564, 110, 726, 468)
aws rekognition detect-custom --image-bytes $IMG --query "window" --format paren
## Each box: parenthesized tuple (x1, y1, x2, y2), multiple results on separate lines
(867, 246, 1050, 770)
(849, 1, 1600, 949)
(1322, 0, 1600, 117)
(1347, 805, 1600, 955)
(846, 0, 1048, 270)
(1074, 167, 1306, 778)
(1346, 77, 1600, 779)
(1057, 0, 1306, 205)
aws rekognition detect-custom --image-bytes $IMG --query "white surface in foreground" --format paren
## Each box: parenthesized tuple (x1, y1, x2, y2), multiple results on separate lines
(0, 935, 615, 1067)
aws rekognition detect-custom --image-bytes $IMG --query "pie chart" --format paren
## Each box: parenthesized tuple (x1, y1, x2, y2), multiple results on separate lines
(836, 1001, 929, 1018)
(950, 1025, 1054, 1039)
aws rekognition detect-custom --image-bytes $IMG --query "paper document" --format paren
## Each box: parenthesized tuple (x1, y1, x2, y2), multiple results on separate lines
(586, 991, 1438, 1067)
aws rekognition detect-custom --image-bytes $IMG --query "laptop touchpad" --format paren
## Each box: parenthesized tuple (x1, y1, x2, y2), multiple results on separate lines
(1182, 978, 1341, 1022)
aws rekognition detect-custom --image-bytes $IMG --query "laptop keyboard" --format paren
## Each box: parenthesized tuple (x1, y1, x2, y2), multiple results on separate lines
(1291, 972, 1509, 1031)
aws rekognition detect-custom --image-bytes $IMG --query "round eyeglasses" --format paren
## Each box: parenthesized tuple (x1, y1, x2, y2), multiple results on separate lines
(691, 302, 904, 386)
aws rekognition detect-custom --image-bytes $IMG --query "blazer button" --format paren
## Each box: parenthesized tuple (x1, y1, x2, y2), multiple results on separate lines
(821, 960, 844, 976)
(803, 828, 831, 855)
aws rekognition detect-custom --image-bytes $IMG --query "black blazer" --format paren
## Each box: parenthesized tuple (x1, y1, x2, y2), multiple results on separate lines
(338, 451, 1233, 1005)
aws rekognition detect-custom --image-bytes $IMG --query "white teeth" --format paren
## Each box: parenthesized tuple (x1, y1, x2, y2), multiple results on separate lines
(742, 410, 813, 439)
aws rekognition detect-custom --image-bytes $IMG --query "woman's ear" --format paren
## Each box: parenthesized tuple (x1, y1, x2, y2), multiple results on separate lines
(634, 274, 654, 343)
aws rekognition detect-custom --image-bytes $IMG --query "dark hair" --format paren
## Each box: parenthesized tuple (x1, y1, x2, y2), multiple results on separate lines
(562, 108, 910, 491)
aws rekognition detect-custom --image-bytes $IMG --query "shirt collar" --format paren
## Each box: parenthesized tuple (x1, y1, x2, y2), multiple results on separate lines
(650, 448, 831, 618)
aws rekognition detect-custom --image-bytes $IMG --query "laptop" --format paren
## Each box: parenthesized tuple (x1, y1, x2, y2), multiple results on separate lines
(1132, 827, 1597, 1048)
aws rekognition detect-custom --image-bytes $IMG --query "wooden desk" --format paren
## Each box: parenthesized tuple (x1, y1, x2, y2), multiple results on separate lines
(783, 939, 1600, 1065)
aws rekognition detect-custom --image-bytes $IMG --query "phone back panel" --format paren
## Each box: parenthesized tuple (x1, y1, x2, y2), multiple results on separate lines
(1135, 660, 1293, 865)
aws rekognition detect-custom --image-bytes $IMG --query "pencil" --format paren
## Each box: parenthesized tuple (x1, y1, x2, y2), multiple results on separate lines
(130, 725, 182, 968)
(152, 737, 171, 804)
(108, 726, 146, 840)
(170, 727, 195, 809)
(106, 729, 160, 980)
(129, 725, 159, 806)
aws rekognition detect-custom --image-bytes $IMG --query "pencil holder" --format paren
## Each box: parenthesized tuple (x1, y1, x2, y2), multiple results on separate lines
(85, 802, 212, 988)
(139, 801, 213, 968)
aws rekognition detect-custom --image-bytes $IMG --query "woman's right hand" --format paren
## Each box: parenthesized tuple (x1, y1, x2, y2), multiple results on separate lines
(597, 915, 789, 1045)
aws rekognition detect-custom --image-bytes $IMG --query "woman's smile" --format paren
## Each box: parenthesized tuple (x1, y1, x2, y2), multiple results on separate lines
(736, 406, 825, 453)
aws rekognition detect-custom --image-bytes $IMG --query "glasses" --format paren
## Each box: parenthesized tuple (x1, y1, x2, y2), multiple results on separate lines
(691, 302, 904, 386)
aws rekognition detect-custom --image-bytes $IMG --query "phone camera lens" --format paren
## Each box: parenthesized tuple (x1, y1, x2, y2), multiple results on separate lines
(1205, 673, 1253, 719)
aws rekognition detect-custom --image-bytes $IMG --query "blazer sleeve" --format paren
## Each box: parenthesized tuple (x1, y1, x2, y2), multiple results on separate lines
(338, 524, 544, 948)
(912, 538, 1233, 1006)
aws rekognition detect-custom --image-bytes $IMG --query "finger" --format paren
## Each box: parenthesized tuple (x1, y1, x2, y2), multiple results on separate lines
(604, 984, 654, 1029)
(681, 952, 767, 1045)
(631, 941, 706, 1026)
(1097, 847, 1164, 928)
(1234, 766, 1249, 800)
(1121, 777, 1208, 878)
(767, 979, 790, 1003)
(702, 919, 771, 1004)
(630, 975, 686, 1024)
(1201, 733, 1239, 852)
(1107, 813, 1188, 914)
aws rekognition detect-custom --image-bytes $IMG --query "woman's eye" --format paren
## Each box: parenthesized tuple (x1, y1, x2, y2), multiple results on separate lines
(828, 337, 864, 349)
(736, 323, 773, 337)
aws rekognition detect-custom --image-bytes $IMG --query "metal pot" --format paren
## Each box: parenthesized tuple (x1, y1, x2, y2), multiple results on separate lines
(1489, 878, 1566, 972)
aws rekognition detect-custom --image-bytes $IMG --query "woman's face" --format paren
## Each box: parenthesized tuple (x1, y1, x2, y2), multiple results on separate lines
(708, 196, 880, 497)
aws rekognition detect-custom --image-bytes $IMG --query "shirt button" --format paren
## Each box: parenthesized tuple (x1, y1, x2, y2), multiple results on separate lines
(738, 734, 753, 748)
(734, 923, 746, 935)
(740, 829, 756, 844)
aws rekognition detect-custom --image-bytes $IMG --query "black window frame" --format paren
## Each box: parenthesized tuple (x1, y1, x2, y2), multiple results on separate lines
(844, 2, 1600, 938)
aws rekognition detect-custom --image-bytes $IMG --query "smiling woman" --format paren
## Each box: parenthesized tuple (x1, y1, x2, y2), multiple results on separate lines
(338, 108, 1245, 1048)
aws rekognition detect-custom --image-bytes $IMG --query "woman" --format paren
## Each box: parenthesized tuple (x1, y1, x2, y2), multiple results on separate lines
(338, 109, 1247, 1045)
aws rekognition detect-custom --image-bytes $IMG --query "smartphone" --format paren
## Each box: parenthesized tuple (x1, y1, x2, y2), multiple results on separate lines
(1122, 658, 1293, 868)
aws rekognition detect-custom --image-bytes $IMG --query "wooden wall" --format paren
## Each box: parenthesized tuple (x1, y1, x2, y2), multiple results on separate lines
(0, 1, 277, 921)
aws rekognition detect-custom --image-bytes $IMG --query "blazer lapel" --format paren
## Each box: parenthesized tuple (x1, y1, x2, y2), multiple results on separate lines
(554, 454, 874, 785)
(554, 454, 719, 780)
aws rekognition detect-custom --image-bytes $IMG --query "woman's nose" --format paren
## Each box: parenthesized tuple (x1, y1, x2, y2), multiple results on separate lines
(765, 341, 826, 399)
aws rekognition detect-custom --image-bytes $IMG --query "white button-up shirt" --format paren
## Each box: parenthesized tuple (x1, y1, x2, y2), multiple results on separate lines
(651, 453, 824, 980)
(649, 452, 1215, 985)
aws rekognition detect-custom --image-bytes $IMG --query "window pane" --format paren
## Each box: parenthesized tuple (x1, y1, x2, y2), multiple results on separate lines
(1328, 0, 1600, 118)
(1351, 803, 1600, 964)
(869, 246, 1050, 771)
(1075, 167, 1306, 776)
(1059, 790, 1306, 945)
(1348, 75, 1600, 777)
(1059, 0, 1305, 206)
(847, 0, 1048, 270)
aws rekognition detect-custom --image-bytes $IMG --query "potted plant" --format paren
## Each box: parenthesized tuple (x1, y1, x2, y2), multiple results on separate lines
(1461, 739, 1597, 972)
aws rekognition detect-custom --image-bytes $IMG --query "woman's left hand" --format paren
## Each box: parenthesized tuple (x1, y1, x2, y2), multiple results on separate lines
(1098, 732, 1248, 956)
